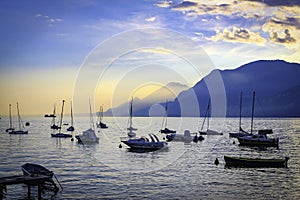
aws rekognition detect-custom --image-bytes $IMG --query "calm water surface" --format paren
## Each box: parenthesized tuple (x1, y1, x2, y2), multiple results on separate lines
(0, 116, 299, 199)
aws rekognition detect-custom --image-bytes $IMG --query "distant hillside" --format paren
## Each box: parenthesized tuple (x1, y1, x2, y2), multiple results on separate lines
(106, 60, 300, 117)
(105, 82, 188, 116)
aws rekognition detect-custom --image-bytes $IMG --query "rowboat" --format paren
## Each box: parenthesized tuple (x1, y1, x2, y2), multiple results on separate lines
(224, 156, 289, 168)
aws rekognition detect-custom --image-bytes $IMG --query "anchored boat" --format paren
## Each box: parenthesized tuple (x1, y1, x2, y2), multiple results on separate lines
(224, 156, 289, 168)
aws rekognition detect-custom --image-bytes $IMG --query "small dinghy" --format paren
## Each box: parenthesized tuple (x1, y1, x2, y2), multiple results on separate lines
(21, 163, 54, 177)
(21, 163, 62, 191)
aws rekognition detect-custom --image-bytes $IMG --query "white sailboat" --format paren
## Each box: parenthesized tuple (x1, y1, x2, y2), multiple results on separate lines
(127, 97, 137, 137)
(51, 100, 72, 138)
(75, 100, 99, 144)
(199, 99, 223, 135)
(9, 102, 28, 134)
(5, 104, 14, 132)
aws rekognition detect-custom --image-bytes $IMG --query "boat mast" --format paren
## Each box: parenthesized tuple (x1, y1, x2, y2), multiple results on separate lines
(70, 101, 73, 127)
(9, 104, 12, 129)
(250, 91, 255, 134)
(59, 100, 65, 133)
(100, 105, 103, 123)
(164, 100, 168, 128)
(207, 99, 210, 131)
(129, 97, 133, 128)
(239, 91, 243, 130)
(89, 100, 95, 130)
(16, 102, 21, 130)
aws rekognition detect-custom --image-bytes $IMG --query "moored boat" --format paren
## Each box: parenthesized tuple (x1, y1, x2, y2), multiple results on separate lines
(199, 100, 222, 135)
(9, 103, 28, 135)
(51, 100, 72, 138)
(21, 163, 54, 177)
(160, 100, 176, 134)
(237, 134, 279, 147)
(122, 134, 167, 151)
(166, 130, 203, 143)
(224, 156, 289, 168)
(75, 100, 99, 144)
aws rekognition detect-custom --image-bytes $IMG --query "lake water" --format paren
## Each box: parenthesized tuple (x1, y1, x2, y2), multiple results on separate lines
(0, 116, 299, 199)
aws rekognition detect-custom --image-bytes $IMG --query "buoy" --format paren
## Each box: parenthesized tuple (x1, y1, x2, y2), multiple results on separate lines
(71, 138, 74, 141)
(25, 122, 30, 126)
(119, 144, 122, 148)
(214, 158, 219, 166)
(233, 141, 236, 145)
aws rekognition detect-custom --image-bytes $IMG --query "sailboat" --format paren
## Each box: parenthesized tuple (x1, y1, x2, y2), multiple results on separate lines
(5, 104, 14, 132)
(9, 103, 28, 134)
(75, 100, 99, 144)
(199, 99, 223, 135)
(51, 100, 72, 138)
(229, 92, 251, 138)
(50, 104, 60, 130)
(96, 105, 108, 129)
(160, 100, 176, 134)
(127, 97, 137, 137)
(237, 92, 278, 147)
(67, 101, 75, 131)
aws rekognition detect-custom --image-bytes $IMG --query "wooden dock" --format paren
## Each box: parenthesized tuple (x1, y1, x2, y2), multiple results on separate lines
(0, 174, 55, 199)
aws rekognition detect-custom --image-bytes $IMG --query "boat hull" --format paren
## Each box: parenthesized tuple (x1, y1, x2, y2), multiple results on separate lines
(238, 137, 279, 147)
(51, 133, 72, 138)
(21, 163, 53, 177)
(224, 156, 288, 168)
(9, 130, 28, 134)
(160, 128, 176, 134)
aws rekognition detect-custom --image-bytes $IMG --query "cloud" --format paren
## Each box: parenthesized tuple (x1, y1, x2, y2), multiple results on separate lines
(270, 29, 296, 44)
(145, 16, 156, 22)
(262, 16, 300, 48)
(156, 1, 173, 8)
(35, 13, 62, 26)
(207, 27, 266, 44)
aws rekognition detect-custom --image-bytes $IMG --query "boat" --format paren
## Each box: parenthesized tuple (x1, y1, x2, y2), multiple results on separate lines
(229, 92, 252, 138)
(66, 101, 75, 131)
(238, 134, 279, 147)
(5, 104, 14, 132)
(160, 100, 176, 134)
(9, 103, 28, 134)
(166, 130, 204, 143)
(21, 163, 54, 177)
(121, 133, 167, 151)
(21, 163, 62, 191)
(127, 97, 137, 137)
(75, 100, 99, 144)
(44, 114, 56, 118)
(237, 92, 278, 147)
(50, 104, 60, 130)
(199, 100, 222, 135)
(51, 100, 72, 138)
(96, 105, 108, 129)
(224, 156, 289, 168)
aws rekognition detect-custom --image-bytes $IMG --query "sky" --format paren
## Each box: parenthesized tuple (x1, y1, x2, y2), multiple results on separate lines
(0, 0, 299, 115)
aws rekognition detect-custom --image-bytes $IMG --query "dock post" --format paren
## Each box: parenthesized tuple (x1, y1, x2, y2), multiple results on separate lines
(27, 184, 31, 199)
(38, 183, 42, 199)
(0, 184, 3, 200)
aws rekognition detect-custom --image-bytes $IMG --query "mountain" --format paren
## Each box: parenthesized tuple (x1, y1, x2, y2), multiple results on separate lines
(168, 60, 300, 117)
(105, 60, 300, 117)
(104, 82, 188, 116)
